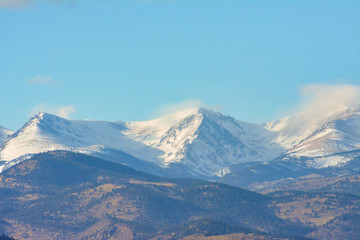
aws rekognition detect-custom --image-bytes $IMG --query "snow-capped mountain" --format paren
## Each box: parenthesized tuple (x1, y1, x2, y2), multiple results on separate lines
(266, 107, 360, 158)
(0, 126, 13, 144)
(2, 106, 360, 179)
(0, 108, 284, 176)
(265, 106, 352, 149)
(214, 106, 360, 188)
(0, 112, 160, 163)
(288, 108, 360, 157)
(125, 108, 284, 176)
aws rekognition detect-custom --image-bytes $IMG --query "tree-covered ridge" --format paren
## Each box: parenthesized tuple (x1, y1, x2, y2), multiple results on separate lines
(0, 234, 15, 240)
(0, 151, 359, 239)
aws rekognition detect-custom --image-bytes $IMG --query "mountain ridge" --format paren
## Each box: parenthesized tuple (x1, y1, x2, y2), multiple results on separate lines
(0, 125, 13, 145)
(2, 106, 360, 180)
(0, 151, 309, 240)
(1, 150, 358, 240)
(0, 108, 285, 177)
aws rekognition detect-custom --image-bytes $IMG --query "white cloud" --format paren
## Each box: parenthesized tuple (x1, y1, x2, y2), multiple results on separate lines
(27, 75, 59, 86)
(298, 83, 360, 117)
(55, 105, 76, 118)
(0, 0, 75, 8)
(0, 0, 34, 8)
(30, 104, 76, 119)
(155, 99, 222, 117)
(277, 84, 360, 133)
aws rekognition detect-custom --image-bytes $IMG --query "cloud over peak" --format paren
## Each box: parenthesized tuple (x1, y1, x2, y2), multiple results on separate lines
(30, 104, 76, 119)
(155, 100, 222, 118)
(274, 83, 360, 134)
(299, 83, 360, 115)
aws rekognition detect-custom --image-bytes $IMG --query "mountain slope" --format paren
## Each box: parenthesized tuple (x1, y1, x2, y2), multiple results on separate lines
(0, 151, 305, 240)
(268, 190, 360, 240)
(0, 108, 285, 177)
(265, 106, 354, 150)
(125, 108, 284, 176)
(218, 149, 360, 191)
(264, 107, 360, 167)
(1, 151, 358, 240)
(0, 126, 12, 144)
(2, 106, 360, 180)
(0, 112, 155, 161)
(288, 108, 360, 157)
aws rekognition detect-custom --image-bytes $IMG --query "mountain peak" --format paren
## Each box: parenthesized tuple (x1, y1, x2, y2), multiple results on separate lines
(24, 112, 57, 129)
(166, 106, 215, 117)
(34, 111, 45, 117)
(0, 125, 13, 144)
(0, 125, 11, 133)
(338, 106, 360, 119)
(6, 104, 360, 177)
(31, 111, 63, 120)
(128, 107, 218, 132)
(195, 107, 220, 116)
(166, 107, 222, 121)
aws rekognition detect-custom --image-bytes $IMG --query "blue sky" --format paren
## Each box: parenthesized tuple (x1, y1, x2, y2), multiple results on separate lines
(1, 0, 359, 130)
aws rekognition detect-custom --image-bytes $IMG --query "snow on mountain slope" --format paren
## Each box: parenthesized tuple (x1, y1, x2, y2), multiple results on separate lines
(288, 108, 360, 157)
(0, 112, 161, 163)
(4, 106, 360, 176)
(0, 108, 286, 176)
(264, 107, 360, 168)
(125, 108, 285, 176)
(265, 106, 350, 149)
(0, 125, 13, 144)
(123, 108, 204, 165)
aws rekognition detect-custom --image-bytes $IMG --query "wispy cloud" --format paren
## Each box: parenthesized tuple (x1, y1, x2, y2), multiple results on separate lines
(27, 75, 60, 86)
(298, 83, 360, 116)
(155, 99, 222, 117)
(30, 104, 76, 119)
(277, 83, 360, 132)
(55, 105, 76, 118)
(0, 0, 34, 8)
(0, 0, 75, 9)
